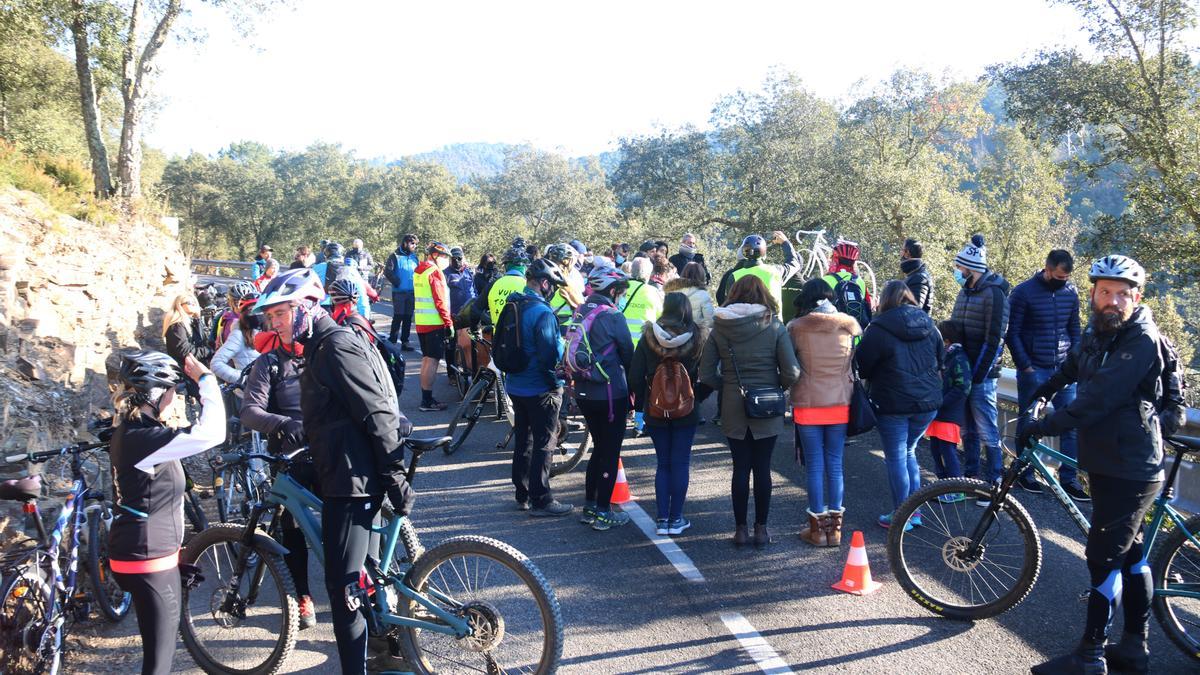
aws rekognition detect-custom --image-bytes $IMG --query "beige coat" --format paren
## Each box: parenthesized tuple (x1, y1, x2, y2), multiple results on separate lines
(786, 304, 861, 409)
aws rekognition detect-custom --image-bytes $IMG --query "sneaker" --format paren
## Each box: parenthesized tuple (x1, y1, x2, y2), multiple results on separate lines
(936, 492, 966, 504)
(667, 518, 691, 535)
(910, 511, 923, 528)
(1063, 481, 1091, 502)
(655, 518, 669, 535)
(877, 513, 913, 532)
(530, 500, 573, 517)
(579, 505, 597, 525)
(592, 509, 632, 531)
(418, 400, 448, 412)
(516, 499, 531, 511)
(297, 595, 317, 630)
(400, 343, 414, 352)
(1016, 474, 1045, 494)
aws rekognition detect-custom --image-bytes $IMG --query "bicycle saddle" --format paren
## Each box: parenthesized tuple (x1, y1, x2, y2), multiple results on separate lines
(405, 436, 452, 455)
(1167, 435, 1200, 454)
(0, 475, 42, 502)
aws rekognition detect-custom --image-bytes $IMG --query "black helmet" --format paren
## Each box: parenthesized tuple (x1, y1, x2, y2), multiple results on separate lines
(502, 245, 530, 268)
(511, 236, 527, 250)
(526, 258, 568, 287)
(324, 241, 345, 260)
(328, 277, 359, 305)
(741, 234, 767, 259)
(119, 350, 182, 394)
(450, 246, 464, 259)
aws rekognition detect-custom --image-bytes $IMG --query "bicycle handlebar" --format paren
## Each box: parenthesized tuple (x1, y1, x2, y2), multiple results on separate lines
(4, 440, 108, 465)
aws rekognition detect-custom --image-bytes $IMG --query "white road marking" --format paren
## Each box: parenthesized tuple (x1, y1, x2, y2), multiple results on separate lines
(623, 500, 705, 582)
(719, 612, 796, 675)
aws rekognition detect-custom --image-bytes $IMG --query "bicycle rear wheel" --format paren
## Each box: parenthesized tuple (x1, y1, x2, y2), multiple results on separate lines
(887, 477, 1042, 620)
(87, 510, 132, 622)
(446, 377, 490, 454)
(0, 554, 52, 675)
(1151, 513, 1200, 662)
(399, 535, 562, 675)
(549, 411, 590, 477)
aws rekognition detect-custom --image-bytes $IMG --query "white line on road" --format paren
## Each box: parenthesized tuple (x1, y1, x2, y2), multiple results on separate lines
(623, 501, 705, 582)
(719, 612, 796, 675)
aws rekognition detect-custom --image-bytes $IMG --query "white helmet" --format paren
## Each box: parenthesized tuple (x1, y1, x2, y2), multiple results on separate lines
(1088, 255, 1145, 288)
(254, 268, 326, 313)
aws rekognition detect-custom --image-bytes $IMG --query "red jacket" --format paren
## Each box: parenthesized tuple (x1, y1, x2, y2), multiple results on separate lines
(414, 261, 453, 333)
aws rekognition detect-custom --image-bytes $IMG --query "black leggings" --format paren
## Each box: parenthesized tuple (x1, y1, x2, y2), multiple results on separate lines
(729, 431, 777, 526)
(280, 461, 319, 597)
(580, 397, 631, 510)
(114, 568, 180, 675)
(323, 496, 383, 675)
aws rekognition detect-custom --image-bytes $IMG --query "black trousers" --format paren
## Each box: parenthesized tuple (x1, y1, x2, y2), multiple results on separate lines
(511, 391, 561, 507)
(389, 290, 414, 344)
(579, 397, 631, 510)
(114, 568, 180, 675)
(322, 496, 383, 675)
(728, 431, 777, 526)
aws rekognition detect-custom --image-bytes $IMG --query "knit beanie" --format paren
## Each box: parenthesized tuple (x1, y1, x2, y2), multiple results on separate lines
(955, 234, 988, 273)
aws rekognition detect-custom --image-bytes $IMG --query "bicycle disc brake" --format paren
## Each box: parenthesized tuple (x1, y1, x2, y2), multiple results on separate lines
(457, 600, 505, 653)
(210, 585, 248, 628)
(942, 536, 984, 572)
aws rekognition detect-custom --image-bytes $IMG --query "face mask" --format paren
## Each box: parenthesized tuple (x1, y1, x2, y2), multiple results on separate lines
(953, 269, 968, 287)
(615, 255, 626, 266)
(1045, 278, 1067, 291)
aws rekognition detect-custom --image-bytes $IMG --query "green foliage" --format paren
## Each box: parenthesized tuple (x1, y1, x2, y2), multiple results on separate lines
(0, 139, 116, 222)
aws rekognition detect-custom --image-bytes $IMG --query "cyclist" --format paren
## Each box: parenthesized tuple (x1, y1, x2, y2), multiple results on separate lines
(313, 242, 372, 319)
(1019, 255, 1164, 675)
(822, 240, 873, 329)
(488, 241, 531, 323)
(412, 241, 454, 411)
(108, 350, 225, 675)
(624, 258, 663, 436)
(215, 281, 257, 349)
(254, 268, 414, 675)
(211, 285, 262, 385)
(445, 246, 476, 383)
(715, 231, 801, 319)
(544, 243, 586, 332)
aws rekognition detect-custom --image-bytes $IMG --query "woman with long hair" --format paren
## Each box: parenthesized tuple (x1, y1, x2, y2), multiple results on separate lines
(163, 293, 212, 368)
(664, 261, 715, 330)
(211, 284, 263, 385)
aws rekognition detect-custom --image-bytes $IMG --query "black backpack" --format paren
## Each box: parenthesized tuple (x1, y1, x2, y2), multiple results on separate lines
(492, 294, 533, 373)
(1157, 334, 1188, 437)
(832, 274, 872, 328)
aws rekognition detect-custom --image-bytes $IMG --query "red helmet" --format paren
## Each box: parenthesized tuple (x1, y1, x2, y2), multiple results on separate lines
(832, 240, 860, 262)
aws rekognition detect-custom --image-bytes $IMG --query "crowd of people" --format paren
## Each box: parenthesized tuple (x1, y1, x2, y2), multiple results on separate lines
(108, 224, 1178, 675)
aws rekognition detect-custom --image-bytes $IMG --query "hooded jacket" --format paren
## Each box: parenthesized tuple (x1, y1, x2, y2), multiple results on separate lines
(935, 343, 972, 426)
(855, 304, 944, 415)
(901, 258, 933, 314)
(1038, 306, 1165, 481)
(628, 319, 707, 427)
(786, 301, 861, 410)
(1005, 271, 1081, 371)
(664, 277, 715, 329)
(699, 303, 800, 440)
(950, 270, 1010, 382)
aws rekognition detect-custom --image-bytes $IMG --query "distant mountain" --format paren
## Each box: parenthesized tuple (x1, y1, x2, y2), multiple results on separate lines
(395, 142, 622, 182)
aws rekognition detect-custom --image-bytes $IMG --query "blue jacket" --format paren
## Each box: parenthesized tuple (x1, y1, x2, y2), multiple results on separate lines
(384, 249, 419, 292)
(1005, 271, 1081, 371)
(313, 261, 371, 318)
(504, 288, 564, 397)
(934, 343, 972, 425)
(446, 264, 476, 315)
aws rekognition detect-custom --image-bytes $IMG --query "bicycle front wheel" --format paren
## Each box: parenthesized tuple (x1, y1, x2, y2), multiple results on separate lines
(1151, 513, 1200, 662)
(87, 510, 132, 622)
(399, 535, 563, 675)
(180, 523, 299, 675)
(446, 378, 489, 454)
(887, 478, 1042, 620)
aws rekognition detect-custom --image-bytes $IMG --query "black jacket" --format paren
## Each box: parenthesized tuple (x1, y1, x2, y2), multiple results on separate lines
(901, 259, 933, 314)
(668, 251, 710, 282)
(165, 319, 213, 367)
(1038, 306, 1165, 482)
(298, 315, 414, 509)
(241, 347, 303, 453)
(855, 305, 944, 415)
(950, 270, 1010, 382)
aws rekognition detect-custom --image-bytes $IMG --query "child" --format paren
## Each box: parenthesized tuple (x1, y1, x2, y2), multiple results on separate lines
(927, 320, 971, 502)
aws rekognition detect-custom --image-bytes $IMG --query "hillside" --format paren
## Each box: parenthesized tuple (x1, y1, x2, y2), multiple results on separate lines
(399, 142, 621, 181)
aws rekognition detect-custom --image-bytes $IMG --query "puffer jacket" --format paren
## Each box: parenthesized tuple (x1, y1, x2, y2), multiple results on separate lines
(901, 258, 933, 314)
(1038, 306, 1165, 482)
(572, 293, 635, 402)
(628, 320, 707, 427)
(950, 270, 1010, 382)
(786, 301, 860, 409)
(699, 303, 800, 440)
(855, 304, 944, 415)
(211, 327, 260, 385)
(664, 278, 715, 329)
(1005, 271, 1081, 371)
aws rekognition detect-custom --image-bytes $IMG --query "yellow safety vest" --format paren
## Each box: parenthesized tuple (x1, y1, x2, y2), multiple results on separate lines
(821, 270, 867, 297)
(413, 265, 445, 327)
(488, 273, 528, 324)
(732, 265, 783, 319)
(620, 280, 662, 347)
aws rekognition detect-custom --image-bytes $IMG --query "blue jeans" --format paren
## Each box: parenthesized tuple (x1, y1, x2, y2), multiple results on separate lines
(877, 411, 936, 509)
(647, 424, 697, 521)
(1017, 367, 1079, 484)
(796, 423, 847, 512)
(962, 378, 1003, 483)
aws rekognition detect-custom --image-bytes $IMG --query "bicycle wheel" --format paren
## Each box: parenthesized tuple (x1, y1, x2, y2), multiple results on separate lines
(87, 510, 131, 622)
(398, 536, 563, 675)
(887, 477, 1042, 620)
(1151, 513, 1200, 662)
(446, 377, 490, 454)
(0, 556, 52, 675)
(549, 412, 591, 477)
(179, 523, 299, 675)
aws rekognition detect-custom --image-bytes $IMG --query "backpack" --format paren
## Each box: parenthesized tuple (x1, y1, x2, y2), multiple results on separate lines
(562, 304, 617, 383)
(831, 273, 871, 328)
(492, 294, 533, 373)
(647, 357, 694, 420)
(1157, 334, 1188, 437)
(343, 313, 407, 397)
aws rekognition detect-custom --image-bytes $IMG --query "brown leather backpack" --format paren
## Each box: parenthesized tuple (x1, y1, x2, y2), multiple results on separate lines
(647, 357, 695, 420)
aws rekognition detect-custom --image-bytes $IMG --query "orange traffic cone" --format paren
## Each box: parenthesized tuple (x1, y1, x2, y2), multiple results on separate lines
(832, 531, 882, 595)
(610, 459, 631, 504)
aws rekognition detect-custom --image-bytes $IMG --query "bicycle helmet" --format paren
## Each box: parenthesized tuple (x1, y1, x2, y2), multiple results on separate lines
(526, 258, 568, 287)
(741, 235, 767, 259)
(324, 241, 345, 260)
(587, 266, 629, 293)
(229, 281, 257, 303)
(832, 240, 860, 262)
(544, 243, 573, 266)
(427, 241, 451, 257)
(328, 277, 359, 305)
(237, 287, 261, 313)
(119, 350, 182, 394)
(1089, 254, 1146, 288)
(254, 268, 326, 312)
(502, 245, 530, 268)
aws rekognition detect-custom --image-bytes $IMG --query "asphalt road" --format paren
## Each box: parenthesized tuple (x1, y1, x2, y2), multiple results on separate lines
(77, 297, 1194, 674)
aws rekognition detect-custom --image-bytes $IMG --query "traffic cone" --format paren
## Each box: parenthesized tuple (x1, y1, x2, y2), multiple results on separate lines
(832, 531, 882, 595)
(610, 459, 631, 504)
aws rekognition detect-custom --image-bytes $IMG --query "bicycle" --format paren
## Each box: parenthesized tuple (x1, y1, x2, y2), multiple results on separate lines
(794, 229, 878, 299)
(0, 438, 133, 675)
(179, 437, 564, 674)
(886, 401, 1200, 662)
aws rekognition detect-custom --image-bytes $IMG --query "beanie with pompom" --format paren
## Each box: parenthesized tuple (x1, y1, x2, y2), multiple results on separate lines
(955, 234, 988, 273)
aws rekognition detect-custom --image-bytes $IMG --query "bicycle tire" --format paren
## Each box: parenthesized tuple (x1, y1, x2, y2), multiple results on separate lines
(86, 510, 131, 622)
(398, 535, 563, 675)
(0, 555, 52, 675)
(1150, 513, 1200, 662)
(549, 413, 591, 477)
(887, 477, 1042, 621)
(179, 523, 299, 675)
(446, 377, 489, 454)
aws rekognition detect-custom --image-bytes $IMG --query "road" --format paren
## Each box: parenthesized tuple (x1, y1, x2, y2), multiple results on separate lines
(72, 300, 1194, 674)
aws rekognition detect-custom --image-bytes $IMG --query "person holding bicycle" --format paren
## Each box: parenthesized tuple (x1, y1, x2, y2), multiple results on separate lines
(108, 350, 225, 675)
(254, 268, 415, 675)
(1019, 255, 1164, 675)
(715, 232, 801, 320)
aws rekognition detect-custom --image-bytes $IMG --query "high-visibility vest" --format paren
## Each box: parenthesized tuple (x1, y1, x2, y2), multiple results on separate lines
(822, 270, 867, 297)
(488, 273, 528, 324)
(620, 280, 662, 347)
(413, 265, 445, 327)
(732, 265, 783, 319)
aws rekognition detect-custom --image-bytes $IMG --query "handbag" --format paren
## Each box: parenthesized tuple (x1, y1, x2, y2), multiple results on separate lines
(846, 346, 877, 436)
(726, 342, 787, 419)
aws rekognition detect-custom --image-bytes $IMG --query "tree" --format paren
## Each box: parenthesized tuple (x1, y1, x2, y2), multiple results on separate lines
(482, 146, 616, 245)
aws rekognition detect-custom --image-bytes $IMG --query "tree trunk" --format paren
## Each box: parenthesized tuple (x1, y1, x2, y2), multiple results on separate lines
(117, 0, 181, 201)
(70, 1, 114, 197)
(0, 84, 9, 139)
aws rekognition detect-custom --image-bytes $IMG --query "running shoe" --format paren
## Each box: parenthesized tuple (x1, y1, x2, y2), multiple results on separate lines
(418, 400, 447, 412)
(592, 509, 631, 531)
(579, 505, 597, 525)
(655, 518, 668, 536)
(667, 518, 691, 535)
(877, 513, 913, 532)
(298, 595, 317, 630)
(1063, 481, 1091, 502)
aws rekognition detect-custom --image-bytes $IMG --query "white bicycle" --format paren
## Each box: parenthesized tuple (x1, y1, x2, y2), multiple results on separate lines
(795, 229, 878, 299)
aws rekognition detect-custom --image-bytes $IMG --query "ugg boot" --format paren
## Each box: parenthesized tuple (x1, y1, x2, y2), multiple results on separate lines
(753, 523, 773, 548)
(825, 508, 845, 547)
(733, 525, 750, 547)
(799, 510, 828, 546)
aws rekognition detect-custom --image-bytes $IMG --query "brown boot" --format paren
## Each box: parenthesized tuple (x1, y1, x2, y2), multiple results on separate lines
(733, 525, 750, 547)
(753, 523, 772, 548)
(825, 508, 844, 547)
(799, 510, 828, 546)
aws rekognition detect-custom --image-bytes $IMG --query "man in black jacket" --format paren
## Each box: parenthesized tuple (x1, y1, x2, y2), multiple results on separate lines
(669, 232, 711, 282)
(900, 238, 932, 314)
(257, 268, 414, 675)
(1019, 255, 1163, 675)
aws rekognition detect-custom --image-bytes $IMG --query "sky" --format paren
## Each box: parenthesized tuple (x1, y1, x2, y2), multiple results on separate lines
(149, 0, 1094, 160)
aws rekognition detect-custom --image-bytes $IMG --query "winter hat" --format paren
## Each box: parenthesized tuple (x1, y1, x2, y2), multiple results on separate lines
(955, 234, 988, 273)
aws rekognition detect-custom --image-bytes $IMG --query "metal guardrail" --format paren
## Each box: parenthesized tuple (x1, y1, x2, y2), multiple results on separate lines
(191, 259, 254, 279)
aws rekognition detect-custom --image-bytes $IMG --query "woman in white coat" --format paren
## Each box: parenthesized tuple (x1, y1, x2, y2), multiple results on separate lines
(664, 262, 715, 330)
(211, 289, 262, 385)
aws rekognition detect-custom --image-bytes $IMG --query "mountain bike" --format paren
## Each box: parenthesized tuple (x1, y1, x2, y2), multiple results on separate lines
(886, 402, 1200, 662)
(0, 439, 133, 675)
(794, 229, 878, 299)
(179, 437, 564, 674)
